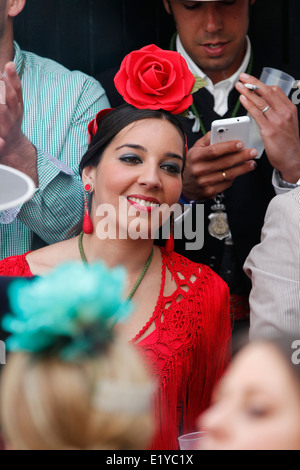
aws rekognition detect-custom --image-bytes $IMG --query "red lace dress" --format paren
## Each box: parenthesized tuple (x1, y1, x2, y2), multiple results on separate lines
(0, 252, 33, 277)
(0, 249, 231, 450)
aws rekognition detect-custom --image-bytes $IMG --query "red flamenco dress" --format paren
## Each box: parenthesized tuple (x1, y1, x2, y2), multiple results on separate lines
(131, 249, 231, 450)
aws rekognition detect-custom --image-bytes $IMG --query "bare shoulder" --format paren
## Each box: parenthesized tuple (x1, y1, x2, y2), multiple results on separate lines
(26, 237, 80, 275)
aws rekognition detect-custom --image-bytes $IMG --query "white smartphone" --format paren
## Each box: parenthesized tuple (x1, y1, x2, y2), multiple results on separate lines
(210, 116, 250, 149)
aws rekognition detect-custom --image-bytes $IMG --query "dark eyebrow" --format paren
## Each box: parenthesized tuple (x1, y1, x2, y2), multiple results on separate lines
(165, 152, 184, 162)
(116, 144, 146, 152)
(116, 144, 184, 161)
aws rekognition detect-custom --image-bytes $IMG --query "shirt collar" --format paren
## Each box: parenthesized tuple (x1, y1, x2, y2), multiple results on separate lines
(176, 35, 251, 94)
(13, 41, 25, 79)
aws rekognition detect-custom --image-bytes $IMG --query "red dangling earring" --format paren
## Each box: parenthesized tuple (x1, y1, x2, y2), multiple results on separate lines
(82, 183, 93, 234)
(165, 212, 174, 253)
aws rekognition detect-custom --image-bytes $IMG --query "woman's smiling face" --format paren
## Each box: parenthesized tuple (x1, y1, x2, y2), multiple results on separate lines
(82, 118, 184, 239)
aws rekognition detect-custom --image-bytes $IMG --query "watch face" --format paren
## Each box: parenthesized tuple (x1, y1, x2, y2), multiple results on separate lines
(0, 164, 35, 211)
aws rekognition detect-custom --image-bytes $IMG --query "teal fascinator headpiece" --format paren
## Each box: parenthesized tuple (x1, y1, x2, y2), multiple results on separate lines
(2, 261, 132, 361)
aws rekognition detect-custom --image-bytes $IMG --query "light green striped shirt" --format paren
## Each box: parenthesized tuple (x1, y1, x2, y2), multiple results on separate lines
(0, 42, 110, 259)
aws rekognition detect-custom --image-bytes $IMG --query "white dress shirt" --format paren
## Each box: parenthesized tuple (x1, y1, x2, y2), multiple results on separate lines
(176, 35, 251, 116)
(244, 186, 300, 339)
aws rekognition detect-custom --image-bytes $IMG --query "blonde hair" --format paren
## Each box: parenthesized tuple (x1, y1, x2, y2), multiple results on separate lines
(0, 338, 154, 450)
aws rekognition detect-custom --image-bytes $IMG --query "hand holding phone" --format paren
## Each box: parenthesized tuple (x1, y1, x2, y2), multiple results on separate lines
(182, 119, 257, 202)
(210, 116, 250, 149)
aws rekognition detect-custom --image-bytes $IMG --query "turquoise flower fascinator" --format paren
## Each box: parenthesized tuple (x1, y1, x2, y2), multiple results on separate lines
(2, 261, 132, 361)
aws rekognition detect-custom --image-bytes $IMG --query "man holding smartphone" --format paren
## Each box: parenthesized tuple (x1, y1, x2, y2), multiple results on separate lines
(161, 0, 300, 332)
(98, 0, 300, 333)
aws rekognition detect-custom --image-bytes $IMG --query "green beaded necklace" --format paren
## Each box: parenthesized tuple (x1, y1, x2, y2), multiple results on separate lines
(170, 33, 254, 135)
(78, 231, 154, 301)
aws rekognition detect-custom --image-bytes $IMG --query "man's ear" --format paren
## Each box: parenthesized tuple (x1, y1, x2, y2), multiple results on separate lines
(162, 0, 172, 15)
(7, 0, 26, 18)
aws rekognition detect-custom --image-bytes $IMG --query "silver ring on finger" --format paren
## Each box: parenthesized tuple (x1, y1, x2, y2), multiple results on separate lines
(262, 105, 270, 114)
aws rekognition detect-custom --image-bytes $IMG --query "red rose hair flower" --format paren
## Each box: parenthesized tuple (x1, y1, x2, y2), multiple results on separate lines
(114, 44, 196, 115)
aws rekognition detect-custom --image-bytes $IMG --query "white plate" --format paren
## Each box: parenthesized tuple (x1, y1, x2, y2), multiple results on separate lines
(0, 164, 35, 211)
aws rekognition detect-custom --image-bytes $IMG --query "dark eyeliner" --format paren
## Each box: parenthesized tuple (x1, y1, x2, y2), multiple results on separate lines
(119, 154, 142, 164)
(161, 162, 181, 174)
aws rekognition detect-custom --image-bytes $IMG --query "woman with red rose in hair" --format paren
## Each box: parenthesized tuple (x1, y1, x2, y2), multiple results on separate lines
(0, 45, 231, 450)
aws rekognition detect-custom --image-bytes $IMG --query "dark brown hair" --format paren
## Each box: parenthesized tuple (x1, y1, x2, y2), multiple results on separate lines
(79, 103, 186, 176)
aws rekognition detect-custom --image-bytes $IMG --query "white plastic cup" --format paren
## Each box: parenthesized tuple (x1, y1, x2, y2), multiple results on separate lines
(259, 67, 295, 95)
(248, 67, 295, 158)
(178, 431, 207, 450)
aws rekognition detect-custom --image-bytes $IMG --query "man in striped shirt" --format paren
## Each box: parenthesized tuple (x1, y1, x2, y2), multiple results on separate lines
(0, 0, 110, 259)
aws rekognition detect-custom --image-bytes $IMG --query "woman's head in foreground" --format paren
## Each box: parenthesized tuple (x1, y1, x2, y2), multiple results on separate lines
(0, 339, 154, 450)
(0, 262, 155, 450)
(198, 336, 300, 450)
